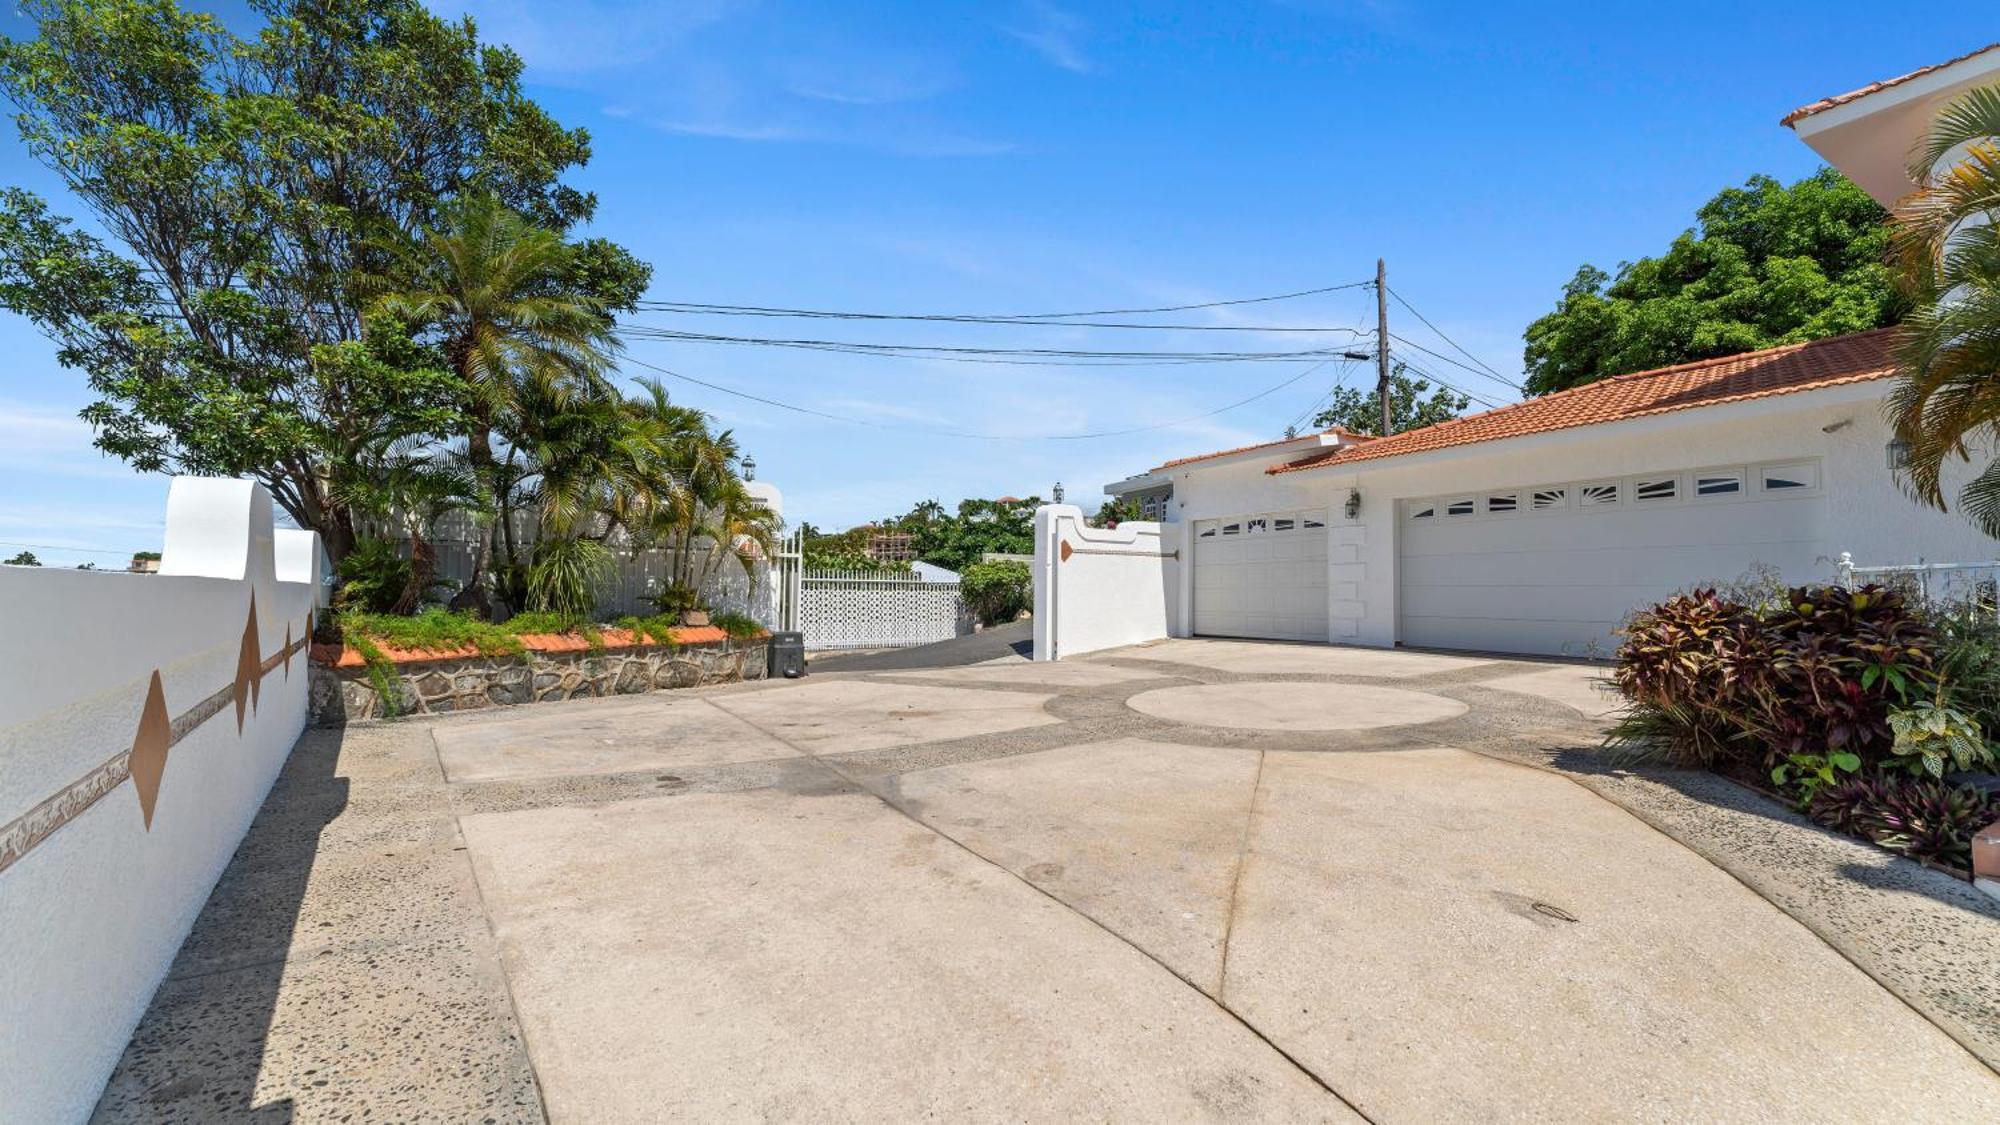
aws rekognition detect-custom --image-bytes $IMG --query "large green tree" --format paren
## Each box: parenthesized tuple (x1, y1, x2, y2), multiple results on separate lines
(0, 0, 648, 561)
(1521, 169, 1902, 396)
(1311, 364, 1470, 435)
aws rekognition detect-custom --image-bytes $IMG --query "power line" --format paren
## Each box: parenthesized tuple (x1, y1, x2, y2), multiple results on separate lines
(0, 539, 144, 557)
(1384, 286, 1523, 391)
(1388, 333, 1524, 392)
(619, 325, 1364, 365)
(630, 308, 1373, 333)
(1388, 353, 1509, 411)
(633, 280, 1374, 323)
(620, 353, 1337, 442)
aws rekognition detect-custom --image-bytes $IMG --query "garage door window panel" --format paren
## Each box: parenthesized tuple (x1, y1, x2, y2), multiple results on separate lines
(1760, 462, 1820, 493)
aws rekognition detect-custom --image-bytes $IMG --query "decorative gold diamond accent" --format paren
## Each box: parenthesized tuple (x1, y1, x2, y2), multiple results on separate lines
(130, 672, 172, 830)
(234, 594, 261, 733)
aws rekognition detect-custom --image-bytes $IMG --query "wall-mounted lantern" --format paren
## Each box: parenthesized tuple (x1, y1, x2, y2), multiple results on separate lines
(1344, 488, 1362, 521)
(1886, 437, 1911, 471)
(741, 454, 757, 481)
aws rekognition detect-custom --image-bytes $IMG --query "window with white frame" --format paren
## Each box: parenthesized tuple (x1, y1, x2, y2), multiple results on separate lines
(1445, 498, 1476, 516)
(1487, 493, 1519, 514)
(1580, 482, 1619, 507)
(1634, 477, 1678, 502)
(1695, 470, 1743, 497)
(1759, 462, 1818, 492)
(1274, 516, 1295, 531)
(1301, 513, 1326, 528)
(1531, 488, 1566, 510)
(1410, 503, 1435, 520)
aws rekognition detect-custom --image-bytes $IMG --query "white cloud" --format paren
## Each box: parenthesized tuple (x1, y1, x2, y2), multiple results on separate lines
(0, 401, 143, 480)
(1002, 1, 1091, 74)
(441, 0, 742, 75)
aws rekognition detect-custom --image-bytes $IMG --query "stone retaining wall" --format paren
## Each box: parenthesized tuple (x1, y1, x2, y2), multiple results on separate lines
(309, 637, 768, 726)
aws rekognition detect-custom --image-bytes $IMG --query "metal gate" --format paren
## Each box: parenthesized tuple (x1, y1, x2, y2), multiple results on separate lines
(772, 530, 971, 650)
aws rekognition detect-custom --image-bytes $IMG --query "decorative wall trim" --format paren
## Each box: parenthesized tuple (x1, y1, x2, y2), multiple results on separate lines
(0, 595, 309, 876)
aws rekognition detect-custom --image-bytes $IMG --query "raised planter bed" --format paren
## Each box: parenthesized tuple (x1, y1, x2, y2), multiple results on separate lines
(307, 626, 769, 726)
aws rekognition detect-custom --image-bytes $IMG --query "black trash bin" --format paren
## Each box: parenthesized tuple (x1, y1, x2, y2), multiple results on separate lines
(768, 631, 806, 679)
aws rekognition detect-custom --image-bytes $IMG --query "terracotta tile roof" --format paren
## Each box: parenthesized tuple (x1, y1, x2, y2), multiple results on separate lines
(1269, 328, 1898, 476)
(1782, 43, 2000, 126)
(1153, 427, 1372, 472)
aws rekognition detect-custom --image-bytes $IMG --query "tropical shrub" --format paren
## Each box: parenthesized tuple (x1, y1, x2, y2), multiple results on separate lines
(1607, 589, 1762, 767)
(1607, 585, 1937, 789)
(1809, 774, 1997, 871)
(525, 536, 610, 619)
(1887, 699, 1996, 779)
(1932, 607, 2000, 747)
(960, 560, 1032, 626)
(710, 611, 765, 640)
(334, 537, 417, 614)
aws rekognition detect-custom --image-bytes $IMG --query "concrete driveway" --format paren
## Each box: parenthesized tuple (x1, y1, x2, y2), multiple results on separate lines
(99, 639, 2000, 1122)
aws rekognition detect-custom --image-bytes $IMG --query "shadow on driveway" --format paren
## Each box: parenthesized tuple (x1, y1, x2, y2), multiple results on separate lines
(808, 620, 1032, 673)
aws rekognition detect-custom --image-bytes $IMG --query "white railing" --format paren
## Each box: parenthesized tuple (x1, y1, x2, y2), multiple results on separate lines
(1837, 552, 2000, 621)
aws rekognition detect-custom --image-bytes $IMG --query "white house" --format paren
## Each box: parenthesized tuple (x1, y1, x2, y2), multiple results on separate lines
(1036, 47, 2000, 661)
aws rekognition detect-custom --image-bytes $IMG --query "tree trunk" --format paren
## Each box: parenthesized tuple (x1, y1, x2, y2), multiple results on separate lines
(392, 531, 435, 615)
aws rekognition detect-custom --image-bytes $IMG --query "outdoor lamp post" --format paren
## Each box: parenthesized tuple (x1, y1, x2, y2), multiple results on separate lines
(1053, 482, 1065, 503)
(742, 454, 757, 481)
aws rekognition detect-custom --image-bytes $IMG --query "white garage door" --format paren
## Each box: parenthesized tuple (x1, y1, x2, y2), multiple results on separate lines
(1398, 461, 1828, 657)
(1192, 509, 1329, 641)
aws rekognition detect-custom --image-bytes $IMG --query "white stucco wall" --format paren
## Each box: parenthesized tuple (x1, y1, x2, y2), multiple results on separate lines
(0, 478, 323, 1124)
(1032, 506, 1183, 659)
(1314, 384, 1997, 649)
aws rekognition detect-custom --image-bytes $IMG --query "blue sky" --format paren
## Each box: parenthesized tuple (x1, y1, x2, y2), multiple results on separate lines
(0, 1, 1989, 564)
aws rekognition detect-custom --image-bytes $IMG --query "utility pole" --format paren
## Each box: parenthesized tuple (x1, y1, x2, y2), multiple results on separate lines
(1375, 257, 1392, 436)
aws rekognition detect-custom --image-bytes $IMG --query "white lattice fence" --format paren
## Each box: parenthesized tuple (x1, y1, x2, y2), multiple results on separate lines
(797, 572, 971, 651)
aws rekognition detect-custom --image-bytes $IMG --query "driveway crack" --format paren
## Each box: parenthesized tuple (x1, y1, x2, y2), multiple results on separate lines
(704, 694, 1376, 1122)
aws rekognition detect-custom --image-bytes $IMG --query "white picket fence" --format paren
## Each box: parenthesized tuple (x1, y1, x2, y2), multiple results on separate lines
(770, 530, 972, 651)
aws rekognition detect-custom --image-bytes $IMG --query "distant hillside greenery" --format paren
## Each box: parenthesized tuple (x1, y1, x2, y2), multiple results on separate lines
(1521, 170, 1904, 396)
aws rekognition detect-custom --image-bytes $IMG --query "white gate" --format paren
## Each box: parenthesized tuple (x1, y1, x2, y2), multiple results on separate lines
(770, 530, 971, 650)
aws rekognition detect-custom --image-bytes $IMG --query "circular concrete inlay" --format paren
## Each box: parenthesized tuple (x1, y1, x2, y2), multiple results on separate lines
(1125, 680, 1467, 731)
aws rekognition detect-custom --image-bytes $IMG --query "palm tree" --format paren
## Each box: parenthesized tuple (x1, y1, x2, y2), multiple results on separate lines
(332, 438, 476, 615)
(370, 193, 622, 613)
(1888, 85, 2000, 537)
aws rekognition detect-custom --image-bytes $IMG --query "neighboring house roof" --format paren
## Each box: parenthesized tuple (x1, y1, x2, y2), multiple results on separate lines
(1269, 328, 1898, 476)
(1152, 428, 1371, 472)
(1781, 42, 2000, 126)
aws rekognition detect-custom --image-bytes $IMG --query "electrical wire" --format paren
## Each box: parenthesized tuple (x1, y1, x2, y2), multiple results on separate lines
(620, 353, 1337, 442)
(1388, 353, 1509, 411)
(630, 308, 1373, 333)
(619, 325, 1364, 365)
(632, 280, 1374, 323)
(1387, 333, 1522, 391)
(0, 539, 144, 557)
(1384, 286, 1524, 391)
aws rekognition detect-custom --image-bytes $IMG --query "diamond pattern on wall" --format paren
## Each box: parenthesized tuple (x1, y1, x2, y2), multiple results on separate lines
(234, 594, 261, 733)
(129, 672, 172, 830)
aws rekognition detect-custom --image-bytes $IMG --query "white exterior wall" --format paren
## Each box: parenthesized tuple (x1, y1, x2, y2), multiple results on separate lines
(1032, 506, 1184, 659)
(0, 478, 323, 1124)
(1319, 385, 1997, 649)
